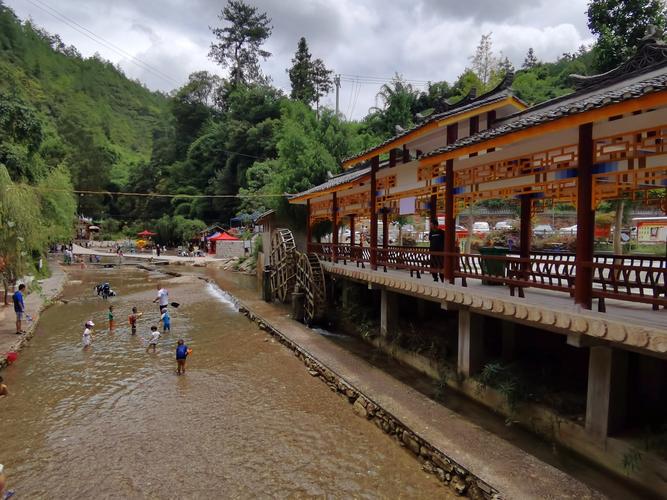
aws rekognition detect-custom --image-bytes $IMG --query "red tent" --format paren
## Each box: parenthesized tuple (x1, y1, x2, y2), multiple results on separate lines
(137, 230, 157, 237)
(209, 232, 240, 241)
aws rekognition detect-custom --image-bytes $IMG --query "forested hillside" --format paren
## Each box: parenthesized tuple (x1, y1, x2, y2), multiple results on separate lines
(0, 3, 169, 214)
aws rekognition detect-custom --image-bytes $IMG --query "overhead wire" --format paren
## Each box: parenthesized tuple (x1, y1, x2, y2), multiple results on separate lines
(22, 0, 181, 87)
(29, 187, 291, 198)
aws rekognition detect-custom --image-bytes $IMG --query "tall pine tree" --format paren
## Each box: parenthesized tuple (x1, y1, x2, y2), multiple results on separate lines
(288, 37, 316, 104)
(209, 0, 273, 86)
(522, 47, 538, 69)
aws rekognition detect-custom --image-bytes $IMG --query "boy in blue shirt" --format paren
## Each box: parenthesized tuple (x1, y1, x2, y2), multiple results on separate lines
(160, 307, 171, 334)
(12, 284, 25, 335)
(176, 339, 189, 375)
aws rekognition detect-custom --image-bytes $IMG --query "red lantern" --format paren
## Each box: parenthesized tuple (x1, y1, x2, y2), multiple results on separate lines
(6, 351, 18, 363)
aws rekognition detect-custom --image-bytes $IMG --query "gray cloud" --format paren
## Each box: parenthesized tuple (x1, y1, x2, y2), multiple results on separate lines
(6, 0, 594, 118)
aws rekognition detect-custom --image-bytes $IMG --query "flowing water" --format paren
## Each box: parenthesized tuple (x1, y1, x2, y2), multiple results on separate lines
(0, 267, 449, 498)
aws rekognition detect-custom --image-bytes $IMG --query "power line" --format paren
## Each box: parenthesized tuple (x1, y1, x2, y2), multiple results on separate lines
(22, 0, 181, 87)
(30, 187, 291, 198)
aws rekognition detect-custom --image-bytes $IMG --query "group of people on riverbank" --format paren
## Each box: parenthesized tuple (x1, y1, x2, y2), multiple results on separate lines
(83, 284, 190, 374)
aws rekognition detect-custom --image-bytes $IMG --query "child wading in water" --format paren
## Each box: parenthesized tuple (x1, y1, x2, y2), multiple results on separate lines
(176, 339, 189, 375)
(146, 325, 160, 353)
(128, 307, 142, 335)
(160, 307, 171, 334)
(82, 320, 94, 349)
(108, 305, 114, 331)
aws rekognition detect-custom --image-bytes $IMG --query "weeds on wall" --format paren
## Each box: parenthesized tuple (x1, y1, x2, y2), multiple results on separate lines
(621, 425, 667, 474)
(476, 361, 524, 420)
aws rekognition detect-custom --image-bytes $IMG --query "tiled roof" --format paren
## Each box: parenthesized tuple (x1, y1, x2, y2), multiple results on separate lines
(341, 73, 521, 166)
(290, 165, 371, 200)
(421, 66, 667, 161)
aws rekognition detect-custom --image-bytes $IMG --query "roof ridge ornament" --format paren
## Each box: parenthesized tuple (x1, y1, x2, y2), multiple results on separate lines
(569, 25, 667, 90)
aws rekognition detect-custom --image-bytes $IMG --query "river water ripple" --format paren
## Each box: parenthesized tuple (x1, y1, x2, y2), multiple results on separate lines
(0, 268, 448, 498)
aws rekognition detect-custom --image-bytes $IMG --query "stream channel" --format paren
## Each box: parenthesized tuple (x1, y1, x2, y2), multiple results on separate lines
(0, 266, 449, 498)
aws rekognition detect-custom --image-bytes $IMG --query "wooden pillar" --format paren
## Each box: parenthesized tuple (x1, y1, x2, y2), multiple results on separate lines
(520, 195, 532, 267)
(370, 156, 379, 270)
(306, 199, 312, 250)
(469, 115, 480, 135)
(382, 210, 389, 248)
(446, 123, 458, 145)
(429, 194, 437, 223)
(332, 192, 339, 263)
(444, 159, 456, 283)
(486, 110, 497, 129)
(402, 144, 410, 163)
(575, 122, 594, 309)
(389, 149, 397, 167)
(586, 346, 628, 441)
(349, 215, 355, 246)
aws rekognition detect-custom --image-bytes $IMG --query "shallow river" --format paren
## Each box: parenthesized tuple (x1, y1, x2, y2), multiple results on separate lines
(0, 267, 448, 498)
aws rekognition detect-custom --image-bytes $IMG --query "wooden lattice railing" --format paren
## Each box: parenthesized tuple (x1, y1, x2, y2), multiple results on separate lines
(307, 243, 667, 311)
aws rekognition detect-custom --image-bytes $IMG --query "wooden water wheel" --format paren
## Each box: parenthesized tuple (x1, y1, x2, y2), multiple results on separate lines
(269, 228, 297, 303)
(295, 252, 327, 325)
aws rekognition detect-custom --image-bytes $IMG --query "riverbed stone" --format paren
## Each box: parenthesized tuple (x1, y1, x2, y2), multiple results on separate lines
(402, 430, 421, 455)
(353, 399, 368, 418)
(451, 476, 467, 495)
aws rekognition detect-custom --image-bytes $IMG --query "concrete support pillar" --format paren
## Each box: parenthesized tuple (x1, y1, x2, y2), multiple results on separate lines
(585, 346, 628, 441)
(380, 288, 398, 337)
(457, 308, 484, 377)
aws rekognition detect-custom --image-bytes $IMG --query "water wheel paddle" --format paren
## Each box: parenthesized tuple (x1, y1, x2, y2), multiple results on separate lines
(269, 228, 297, 303)
(295, 252, 327, 325)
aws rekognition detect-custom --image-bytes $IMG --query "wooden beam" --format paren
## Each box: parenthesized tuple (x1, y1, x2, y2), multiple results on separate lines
(389, 148, 397, 167)
(402, 144, 410, 163)
(419, 90, 667, 167)
(575, 122, 594, 309)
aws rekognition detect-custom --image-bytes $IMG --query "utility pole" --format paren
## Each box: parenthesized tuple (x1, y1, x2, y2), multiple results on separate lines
(334, 74, 341, 117)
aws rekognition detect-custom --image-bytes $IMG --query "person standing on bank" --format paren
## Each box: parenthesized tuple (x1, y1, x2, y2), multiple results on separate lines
(429, 216, 445, 283)
(153, 284, 169, 312)
(13, 284, 26, 335)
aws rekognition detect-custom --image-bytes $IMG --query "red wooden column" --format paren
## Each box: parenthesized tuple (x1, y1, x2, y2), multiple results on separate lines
(306, 199, 312, 251)
(389, 149, 397, 167)
(402, 145, 410, 163)
(349, 215, 356, 246)
(429, 194, 438, 223)
(444, 159, 456, 283)
(519, 195, 532, 280)
(370, 156, 379, 270)
(332, 192, 339, 263)
(442, 123, 459, 284)
(382, 210, 389, 248)
(575, 122, 595, 309)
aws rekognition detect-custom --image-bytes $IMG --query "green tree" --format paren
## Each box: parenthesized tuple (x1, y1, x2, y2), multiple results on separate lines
(587, 0, 667, 71)
(208, 0, 273, 86)
(288, 37, 316, 104)
(523, 47, 538, 69)
(311, 57, 333, 115)
(366, 75, 419, 138)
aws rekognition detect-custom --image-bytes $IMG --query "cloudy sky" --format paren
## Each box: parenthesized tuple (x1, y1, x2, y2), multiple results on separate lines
(7, 0, 595, 119)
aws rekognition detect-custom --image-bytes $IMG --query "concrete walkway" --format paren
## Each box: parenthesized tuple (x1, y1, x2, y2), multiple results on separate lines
(72, 244, 219, 264)
(210, 271, 604, 499)
(1, 258, 66, 368)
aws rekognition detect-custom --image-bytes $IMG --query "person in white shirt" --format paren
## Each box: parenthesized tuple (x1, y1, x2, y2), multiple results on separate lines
(82, 320, 94, 349)
(146, 325, 160, 353)
(153, 284, 169, 312)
